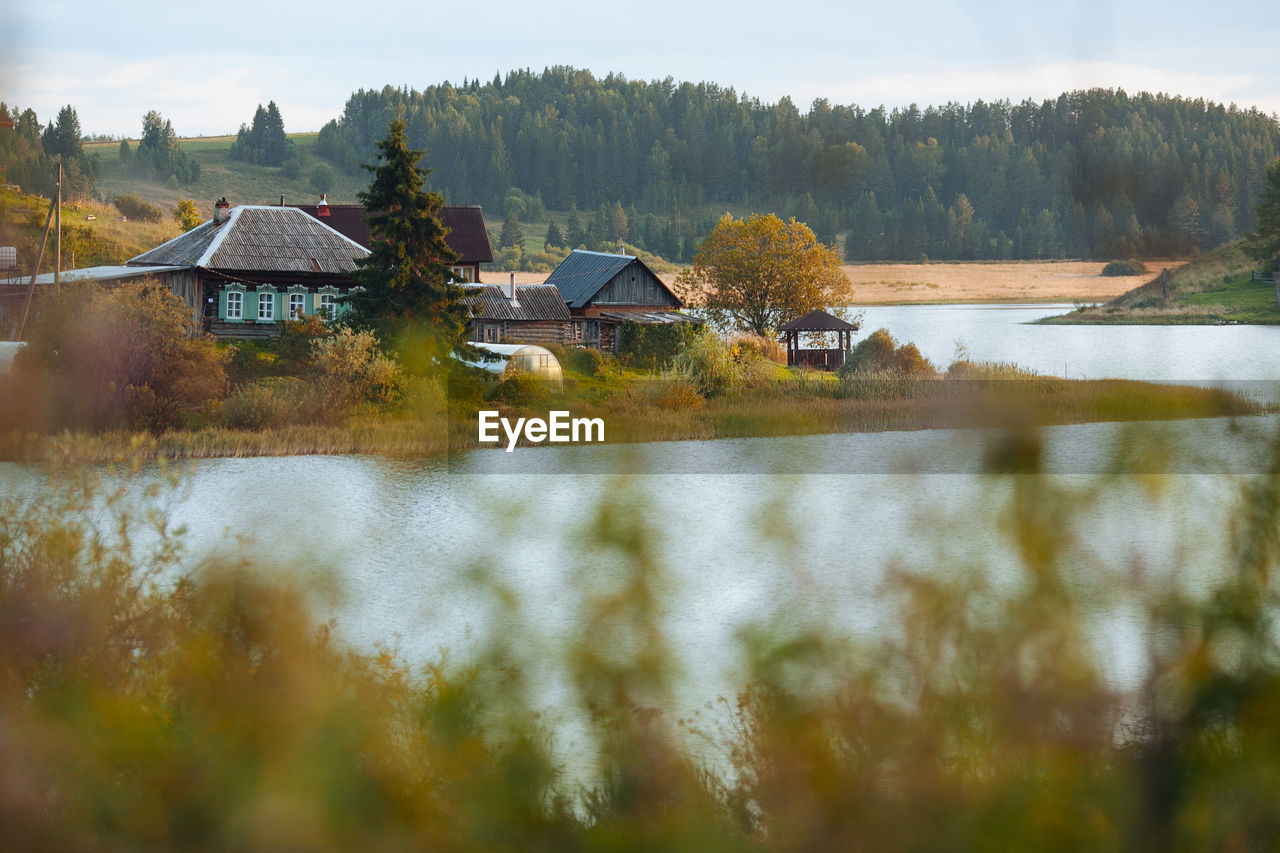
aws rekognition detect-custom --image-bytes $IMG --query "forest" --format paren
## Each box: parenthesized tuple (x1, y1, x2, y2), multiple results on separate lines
(315, 67, 1280, 261)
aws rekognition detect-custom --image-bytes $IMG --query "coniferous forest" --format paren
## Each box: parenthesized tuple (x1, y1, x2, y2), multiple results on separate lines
(315, 67, 1280, 261)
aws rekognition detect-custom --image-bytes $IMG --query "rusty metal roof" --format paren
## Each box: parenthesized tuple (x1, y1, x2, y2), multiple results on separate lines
(291, 202, 494, 265)
(128, 206, 368, 274)
(464, 284, 570, 322)
(778, 309, 861, 332)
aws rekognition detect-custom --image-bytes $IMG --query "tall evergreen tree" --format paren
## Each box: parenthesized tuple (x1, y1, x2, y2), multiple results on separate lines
(498, 210, 524, 249)
(347, 118, 471, 361)
(544, 218, 564, 249)
(1246, 158, 1280, 272)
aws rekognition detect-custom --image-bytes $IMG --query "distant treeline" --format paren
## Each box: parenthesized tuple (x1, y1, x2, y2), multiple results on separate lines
(316, 68, 1280, 261)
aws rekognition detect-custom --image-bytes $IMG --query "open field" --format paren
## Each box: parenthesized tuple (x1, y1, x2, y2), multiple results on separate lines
(83, 132, 366, 218)
(486, 260, 1185, 305)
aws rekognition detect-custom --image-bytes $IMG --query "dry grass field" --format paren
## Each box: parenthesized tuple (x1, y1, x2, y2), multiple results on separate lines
(486, 260, 1187, 305)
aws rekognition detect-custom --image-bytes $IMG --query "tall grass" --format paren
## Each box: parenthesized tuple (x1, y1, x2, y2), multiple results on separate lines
(7, 426, 1280, 847)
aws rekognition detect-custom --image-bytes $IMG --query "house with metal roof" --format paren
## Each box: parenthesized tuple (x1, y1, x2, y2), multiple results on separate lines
(291, 199, 493, 284)
(542, 249, 699, 351)
(126, 199, 369, 339)
(464, 279, 571, 347)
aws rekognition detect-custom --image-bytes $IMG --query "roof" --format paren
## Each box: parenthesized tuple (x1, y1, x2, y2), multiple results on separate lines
(438, 205, 494, 264)
(464, 284, 570, 322)
(778, 309, 861, 332)
(597, 310, 703, 325)
(291, 203, 494, 265)
(544, 249, 675, 309)
(128, 206, 368, 274)
(3, 264, 188, 287)
(291, 203, 370, 248)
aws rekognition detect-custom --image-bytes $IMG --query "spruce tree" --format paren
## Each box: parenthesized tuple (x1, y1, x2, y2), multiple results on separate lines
(347, 118, 471, 361)
(498, 210, 524, 249)
(544, 218, 564, 249)
(1246, 159, 1280, 272)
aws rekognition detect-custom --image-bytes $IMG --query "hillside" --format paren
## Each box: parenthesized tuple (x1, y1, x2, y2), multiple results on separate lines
(1041, 241, 1279, 324)
(84, 133, 369, 223)
(0, 186, 180, 274)
(316, 71, 1280, 262)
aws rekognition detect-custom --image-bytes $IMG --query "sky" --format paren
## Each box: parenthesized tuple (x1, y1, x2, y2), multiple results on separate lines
(2, 0, 1278, 137)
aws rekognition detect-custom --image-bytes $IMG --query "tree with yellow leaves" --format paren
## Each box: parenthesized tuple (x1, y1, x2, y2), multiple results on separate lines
(676, 213, 852, 338)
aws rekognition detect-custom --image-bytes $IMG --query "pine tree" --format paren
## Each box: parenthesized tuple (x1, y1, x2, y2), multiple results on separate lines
(1246, 159, 1280, 272)
(346, 118, 471, 361)
(544, 218, 564, 249)
(499, 210, 524, 249)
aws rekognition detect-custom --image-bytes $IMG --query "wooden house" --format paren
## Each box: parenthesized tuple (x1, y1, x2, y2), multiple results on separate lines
(465, 280, 571, 346)
(126, 199, 368, 339)
(542, 250, 699, 351)
(291, 198, 493, 283)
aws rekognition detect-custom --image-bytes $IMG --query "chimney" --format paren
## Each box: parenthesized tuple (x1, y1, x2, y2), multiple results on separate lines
(506, 272, 519, 308)
(213, 197, 230, 224)
(317, 193, 330, 217)
(280, 194, 285, 206)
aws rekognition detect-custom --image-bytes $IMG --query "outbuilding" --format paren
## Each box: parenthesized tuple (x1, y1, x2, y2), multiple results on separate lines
(778, 309, 861, 370)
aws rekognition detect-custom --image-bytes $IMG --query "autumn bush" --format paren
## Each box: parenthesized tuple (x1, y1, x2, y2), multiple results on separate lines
(14, 279, 227, 432)
(308, 326, 405, 423)
(838, 328, 936, 378)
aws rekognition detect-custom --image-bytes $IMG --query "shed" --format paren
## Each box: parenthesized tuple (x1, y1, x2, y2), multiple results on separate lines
(458, 342, 563, 389)
(543, 249, 692, 351)
(778, 309, 861, 370)
(464, 281, 571, 346)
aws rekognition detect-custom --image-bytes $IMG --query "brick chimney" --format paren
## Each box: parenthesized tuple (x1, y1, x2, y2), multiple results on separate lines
(213, 197, 230, 224)
(317, 193, 330, 217)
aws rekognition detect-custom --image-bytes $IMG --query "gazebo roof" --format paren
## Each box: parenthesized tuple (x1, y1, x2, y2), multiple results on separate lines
(778, 309, 860, 332)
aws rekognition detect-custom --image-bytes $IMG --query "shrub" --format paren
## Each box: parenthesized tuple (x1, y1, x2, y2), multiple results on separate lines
(618, 321, 701, 370)
(16, 279, 227, 431)
(668, 329, 741, 397)
(838, 328, 936, 378)
(727, 332, 787, 365)
(113, 193, 162, 223)
(220, 377, 309, 429)
(308, 326, 404, 422)
(1101, 259, 1149, 276)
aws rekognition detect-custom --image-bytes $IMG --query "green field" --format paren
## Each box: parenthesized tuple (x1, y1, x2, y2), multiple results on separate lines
(1042, 241, 1280, 324)
(84, 133, 369, 221)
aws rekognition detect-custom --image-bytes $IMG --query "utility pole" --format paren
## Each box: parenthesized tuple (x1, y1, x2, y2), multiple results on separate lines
(55, 160, 61, 292)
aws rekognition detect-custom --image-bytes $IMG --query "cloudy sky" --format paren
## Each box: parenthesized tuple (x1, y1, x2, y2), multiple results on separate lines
(3, 0, 1278, 137)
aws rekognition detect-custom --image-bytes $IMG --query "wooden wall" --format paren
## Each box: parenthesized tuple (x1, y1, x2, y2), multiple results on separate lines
(593, 263, 679, 307)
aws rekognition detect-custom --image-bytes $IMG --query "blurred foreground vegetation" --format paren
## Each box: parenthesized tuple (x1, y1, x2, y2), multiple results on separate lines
(5, 423, 1280, 849)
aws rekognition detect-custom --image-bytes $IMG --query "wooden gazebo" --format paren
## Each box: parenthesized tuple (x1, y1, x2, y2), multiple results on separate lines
(779, 309, 861, 370)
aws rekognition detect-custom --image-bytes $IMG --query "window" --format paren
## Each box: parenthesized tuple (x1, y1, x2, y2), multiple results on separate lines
(318, 293, 336, 320)
(451, 265, 474, 283)
(257, 291, 275, 322)
(289, 292, 306, 318)
(484, 325, 498, 343)
(226, 291, 242, 321)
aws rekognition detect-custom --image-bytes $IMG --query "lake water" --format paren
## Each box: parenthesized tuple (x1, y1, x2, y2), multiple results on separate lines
(4, 304, 1279, 750)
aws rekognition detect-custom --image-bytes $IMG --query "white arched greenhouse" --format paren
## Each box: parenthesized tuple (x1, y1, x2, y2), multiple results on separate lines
(457, 343, 563, 389)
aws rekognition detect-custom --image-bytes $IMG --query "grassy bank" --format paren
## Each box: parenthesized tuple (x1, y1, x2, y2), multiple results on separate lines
(2, 373, 1261, 464)
(468, 373, 1264, 452)
(1041, 242, 1280, 324)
